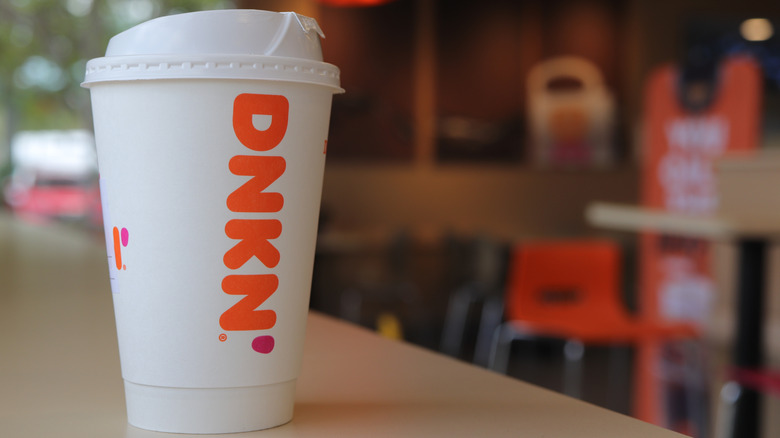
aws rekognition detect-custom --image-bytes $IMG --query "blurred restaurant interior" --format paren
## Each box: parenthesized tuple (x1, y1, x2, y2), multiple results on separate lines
(5, 0, 780, 436)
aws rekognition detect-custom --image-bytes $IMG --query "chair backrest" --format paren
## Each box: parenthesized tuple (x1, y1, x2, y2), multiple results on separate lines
(504, 240, 627, 324)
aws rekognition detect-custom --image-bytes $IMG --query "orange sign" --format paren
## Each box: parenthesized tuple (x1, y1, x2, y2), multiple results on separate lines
(637, 56, 762, 432)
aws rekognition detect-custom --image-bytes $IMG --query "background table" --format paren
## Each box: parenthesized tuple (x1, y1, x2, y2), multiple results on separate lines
(0, 213, 688, 437)
(587, 202, 779, 438)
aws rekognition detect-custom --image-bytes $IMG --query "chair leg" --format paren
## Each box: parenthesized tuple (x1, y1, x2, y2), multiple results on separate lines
(607, 345, 629, 412)
(488, 323, 523, 374)
(340, 288, 362, 324)
(715, 381, 742, 438)
(563, 339, 585, 399)
(473, 295, 504, 367)
(440, 286, 475, 358)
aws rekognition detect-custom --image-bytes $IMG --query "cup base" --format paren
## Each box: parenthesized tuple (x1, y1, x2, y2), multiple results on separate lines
(124, 379, 296, 434)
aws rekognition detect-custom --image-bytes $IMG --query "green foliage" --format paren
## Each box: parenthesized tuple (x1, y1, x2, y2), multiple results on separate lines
(0, 0, 235, 133)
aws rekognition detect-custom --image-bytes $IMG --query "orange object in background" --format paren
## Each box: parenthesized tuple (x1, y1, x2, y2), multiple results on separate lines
(503, 240, 697, 344)
(637, 56, 763, 433)
(489, 240, 697, 404)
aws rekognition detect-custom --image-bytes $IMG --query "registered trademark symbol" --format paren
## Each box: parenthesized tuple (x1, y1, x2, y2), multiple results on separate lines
(219, 333, 227, 342)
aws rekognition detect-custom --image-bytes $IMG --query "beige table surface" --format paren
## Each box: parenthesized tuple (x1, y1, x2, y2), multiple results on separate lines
(0, 213, 688, 437)
(586, 202, 780, 239)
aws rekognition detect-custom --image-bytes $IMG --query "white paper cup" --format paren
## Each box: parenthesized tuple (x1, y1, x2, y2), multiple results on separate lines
(83, 10, 342, 434)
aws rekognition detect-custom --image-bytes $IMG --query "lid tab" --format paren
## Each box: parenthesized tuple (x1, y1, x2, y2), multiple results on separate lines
(293, 13, 326, 39)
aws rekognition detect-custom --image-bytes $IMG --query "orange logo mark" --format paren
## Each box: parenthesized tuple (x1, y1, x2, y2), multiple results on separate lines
(223, 219, 282, 269)
(220, 274, 278, 331)
(226, 155, 286, 213)
(232, 93, 289, 152)
(113, 226, 129, 270)
(221, 93, 289, 353)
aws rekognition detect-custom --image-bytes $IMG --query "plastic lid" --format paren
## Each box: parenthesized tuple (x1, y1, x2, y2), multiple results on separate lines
(82, 10, 342, 92)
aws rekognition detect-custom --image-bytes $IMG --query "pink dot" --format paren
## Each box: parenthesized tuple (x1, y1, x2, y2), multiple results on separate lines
(252, 335, 275, 354)
(121, 228, 129, 247)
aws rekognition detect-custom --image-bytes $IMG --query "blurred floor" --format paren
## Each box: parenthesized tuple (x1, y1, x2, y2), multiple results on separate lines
(499, 339, 780, 438)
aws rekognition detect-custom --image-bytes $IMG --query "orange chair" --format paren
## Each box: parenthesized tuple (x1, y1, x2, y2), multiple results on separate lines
(488, 240, 699, 400)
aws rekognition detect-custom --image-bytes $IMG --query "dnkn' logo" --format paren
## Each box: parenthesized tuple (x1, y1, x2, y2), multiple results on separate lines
(221, 93, 289, 355)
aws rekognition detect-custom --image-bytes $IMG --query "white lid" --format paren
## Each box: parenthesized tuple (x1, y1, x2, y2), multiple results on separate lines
(83, 10, 342, 92)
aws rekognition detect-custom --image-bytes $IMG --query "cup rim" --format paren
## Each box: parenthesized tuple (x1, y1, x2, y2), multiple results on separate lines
(82, 54, 343, 93)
